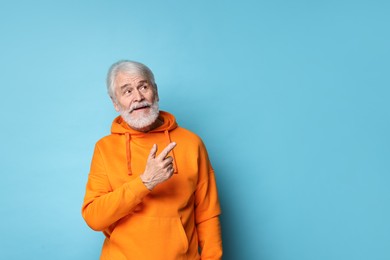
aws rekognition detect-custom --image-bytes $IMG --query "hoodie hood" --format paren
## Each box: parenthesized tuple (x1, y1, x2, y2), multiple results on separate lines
(110, 110, 178, 175)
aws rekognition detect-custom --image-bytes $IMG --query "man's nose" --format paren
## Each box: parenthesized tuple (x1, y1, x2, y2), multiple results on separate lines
(133, 89, 144, 101)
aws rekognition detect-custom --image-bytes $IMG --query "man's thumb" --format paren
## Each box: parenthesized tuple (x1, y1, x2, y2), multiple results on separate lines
(148, 144, 158, 158)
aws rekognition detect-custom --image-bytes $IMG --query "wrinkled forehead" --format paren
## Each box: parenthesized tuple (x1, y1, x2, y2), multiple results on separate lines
(115, 71, 150, 88)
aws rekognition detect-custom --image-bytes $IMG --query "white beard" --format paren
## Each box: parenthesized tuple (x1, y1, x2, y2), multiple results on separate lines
(118, 99, 160, 130)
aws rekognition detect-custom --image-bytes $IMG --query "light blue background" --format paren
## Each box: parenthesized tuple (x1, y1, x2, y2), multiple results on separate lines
(1, 0, 389, 259)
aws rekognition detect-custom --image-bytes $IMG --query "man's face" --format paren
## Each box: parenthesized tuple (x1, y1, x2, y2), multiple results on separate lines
(113, 72, 159, 130)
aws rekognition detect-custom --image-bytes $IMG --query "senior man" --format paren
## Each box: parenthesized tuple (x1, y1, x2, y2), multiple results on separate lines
(82, 60, 222, 260)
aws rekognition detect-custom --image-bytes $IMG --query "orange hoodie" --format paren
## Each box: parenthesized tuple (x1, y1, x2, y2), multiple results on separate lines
(82, 111, 222, 260)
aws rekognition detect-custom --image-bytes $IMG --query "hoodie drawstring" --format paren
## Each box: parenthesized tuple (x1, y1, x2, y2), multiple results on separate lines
(164, 130, 178, 174)
(125, 133, 132, 175)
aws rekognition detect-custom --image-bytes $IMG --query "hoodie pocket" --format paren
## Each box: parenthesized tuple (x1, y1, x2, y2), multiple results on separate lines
(109, 214, 189, 260)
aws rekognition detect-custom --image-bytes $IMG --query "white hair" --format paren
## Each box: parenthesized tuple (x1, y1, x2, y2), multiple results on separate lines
(106, 60, 157, 101)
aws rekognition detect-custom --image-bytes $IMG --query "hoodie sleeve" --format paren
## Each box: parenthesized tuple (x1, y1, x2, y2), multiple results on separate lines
(194, 142, 223, 259)
(81, 144, 150, 231)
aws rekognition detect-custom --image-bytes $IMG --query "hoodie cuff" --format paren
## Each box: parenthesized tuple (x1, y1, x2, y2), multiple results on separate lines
(125, 177, 151, 201)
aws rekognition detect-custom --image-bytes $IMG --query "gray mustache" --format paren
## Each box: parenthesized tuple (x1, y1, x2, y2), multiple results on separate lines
(129, 102, 152, 113)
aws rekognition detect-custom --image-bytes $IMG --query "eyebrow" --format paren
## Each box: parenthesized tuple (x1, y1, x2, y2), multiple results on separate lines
(119, 80, 148, 90)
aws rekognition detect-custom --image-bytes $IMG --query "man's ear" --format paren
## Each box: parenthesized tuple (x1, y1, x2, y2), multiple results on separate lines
(111, 97, 120, 112)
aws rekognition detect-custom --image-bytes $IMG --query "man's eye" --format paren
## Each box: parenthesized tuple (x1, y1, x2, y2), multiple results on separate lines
(125, 89, 132, 94)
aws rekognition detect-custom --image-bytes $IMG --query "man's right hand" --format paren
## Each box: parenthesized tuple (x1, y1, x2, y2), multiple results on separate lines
(140, 142, 176, 190)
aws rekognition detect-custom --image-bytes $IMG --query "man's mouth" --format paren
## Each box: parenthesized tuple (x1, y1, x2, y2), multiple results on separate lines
(131, 104, 150, 113)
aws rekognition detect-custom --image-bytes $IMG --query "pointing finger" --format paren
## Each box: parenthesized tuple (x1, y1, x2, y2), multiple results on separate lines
(158, 142, 176, 160)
